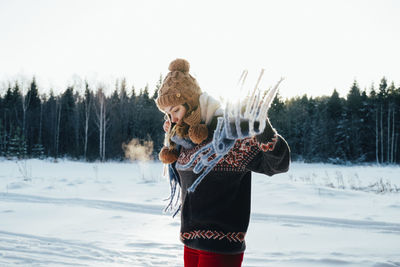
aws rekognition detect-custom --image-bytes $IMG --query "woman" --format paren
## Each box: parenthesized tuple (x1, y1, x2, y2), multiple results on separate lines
(156, 58, 290, 267)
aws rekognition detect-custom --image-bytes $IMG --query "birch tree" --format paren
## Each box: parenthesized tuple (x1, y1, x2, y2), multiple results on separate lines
(391, 105, 395, 163)
(20, 80, 30, 139)
(54, 96, 62, 159)
(95, 87, 109, 161)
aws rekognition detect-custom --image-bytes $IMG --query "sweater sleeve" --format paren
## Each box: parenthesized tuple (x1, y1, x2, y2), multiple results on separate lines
(245, 119, 291, 176)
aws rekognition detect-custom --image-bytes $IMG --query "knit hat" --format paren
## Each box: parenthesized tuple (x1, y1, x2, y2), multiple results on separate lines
(156, 58, 202, 112)
(156, 59, 209, 163)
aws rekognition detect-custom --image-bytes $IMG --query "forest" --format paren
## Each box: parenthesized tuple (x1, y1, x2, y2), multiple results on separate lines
(0, 76, 399, 164)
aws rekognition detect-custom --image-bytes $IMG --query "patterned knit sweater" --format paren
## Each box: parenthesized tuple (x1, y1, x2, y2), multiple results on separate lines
(174, 113, 290, 254)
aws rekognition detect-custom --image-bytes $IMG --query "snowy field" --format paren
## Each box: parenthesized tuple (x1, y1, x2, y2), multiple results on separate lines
(0, 159, 400, 267)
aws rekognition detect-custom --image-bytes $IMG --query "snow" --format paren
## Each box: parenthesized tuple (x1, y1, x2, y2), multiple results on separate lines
(1, 159, 399, 266)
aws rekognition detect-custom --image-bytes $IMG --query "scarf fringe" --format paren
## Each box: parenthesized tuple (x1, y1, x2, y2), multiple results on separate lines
(163, 162, 182, 217)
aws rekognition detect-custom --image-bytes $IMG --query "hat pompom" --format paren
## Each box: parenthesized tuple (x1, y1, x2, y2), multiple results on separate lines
(159, 146, 179, 164)
(188, 124, 208, 144)
(169, 58, 190, 73)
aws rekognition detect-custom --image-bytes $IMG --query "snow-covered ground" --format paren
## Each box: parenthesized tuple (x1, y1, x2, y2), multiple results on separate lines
(1, 159, 399, 266)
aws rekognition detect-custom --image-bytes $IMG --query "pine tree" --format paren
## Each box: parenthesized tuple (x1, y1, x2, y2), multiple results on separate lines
(81, 82, 93, 160)
(6, 127, 27, 159)
(275, 95, 301, 160)
(346, 80, 363, 161)
(59, 86, 77, 157)
(3, 85, 13, 132)
(11, 82, 23, 131)
(108, 85, 123, 159)
(268, 93, 285, 130)
(119, 78, 130, 144)
(326, 89, 343, 160)
(42, 90, 57, 157)
(317, 97, 330, 161)
(25, 77, 42, 156)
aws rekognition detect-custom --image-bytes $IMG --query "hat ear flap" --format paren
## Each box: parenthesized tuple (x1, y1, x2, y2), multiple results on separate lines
(188, 124, 208, 144)
(159, 146, 179, 164)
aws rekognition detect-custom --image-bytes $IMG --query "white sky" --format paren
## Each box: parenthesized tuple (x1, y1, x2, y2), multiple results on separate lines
(0, 0, 399, 99)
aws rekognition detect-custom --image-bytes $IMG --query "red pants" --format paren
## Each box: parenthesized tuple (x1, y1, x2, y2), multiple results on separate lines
(184, 246, 244, 267)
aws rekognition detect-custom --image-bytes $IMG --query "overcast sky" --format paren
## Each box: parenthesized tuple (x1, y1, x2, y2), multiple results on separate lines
(0, 0, 399, 99)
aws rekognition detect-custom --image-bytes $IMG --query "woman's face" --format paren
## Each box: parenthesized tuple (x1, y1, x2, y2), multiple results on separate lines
(165, 104, 187, 125)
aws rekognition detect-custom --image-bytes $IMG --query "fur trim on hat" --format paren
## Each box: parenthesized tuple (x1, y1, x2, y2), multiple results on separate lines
(188, 124, 208, 144)
(159, 146, 179, 164)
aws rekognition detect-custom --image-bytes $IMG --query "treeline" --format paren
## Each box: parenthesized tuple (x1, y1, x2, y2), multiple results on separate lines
(0, 77, 165, 161)
(270, 78, 399, 164)
(0, 76, 399, 164)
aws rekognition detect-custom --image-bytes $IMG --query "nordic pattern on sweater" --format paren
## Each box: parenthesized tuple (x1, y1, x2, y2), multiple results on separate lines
(177, 134, 278, 172)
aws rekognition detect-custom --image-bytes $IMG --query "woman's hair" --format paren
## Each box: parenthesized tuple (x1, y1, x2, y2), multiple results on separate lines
(182, 103, 190, 112)
(169, 103, 190, 139)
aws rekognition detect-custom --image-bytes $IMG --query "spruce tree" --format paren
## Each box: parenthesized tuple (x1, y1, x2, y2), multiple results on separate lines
(6, 127, 27, 159)
(59, 87, 77, 157)
(25, 77, 42, 156)
(346, 81, 363, 161)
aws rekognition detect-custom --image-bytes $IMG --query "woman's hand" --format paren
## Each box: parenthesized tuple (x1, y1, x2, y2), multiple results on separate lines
(163, 120, 171, 133)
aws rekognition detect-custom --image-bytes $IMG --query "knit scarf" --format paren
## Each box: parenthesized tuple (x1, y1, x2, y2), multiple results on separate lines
(164, 92, 223, 216)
